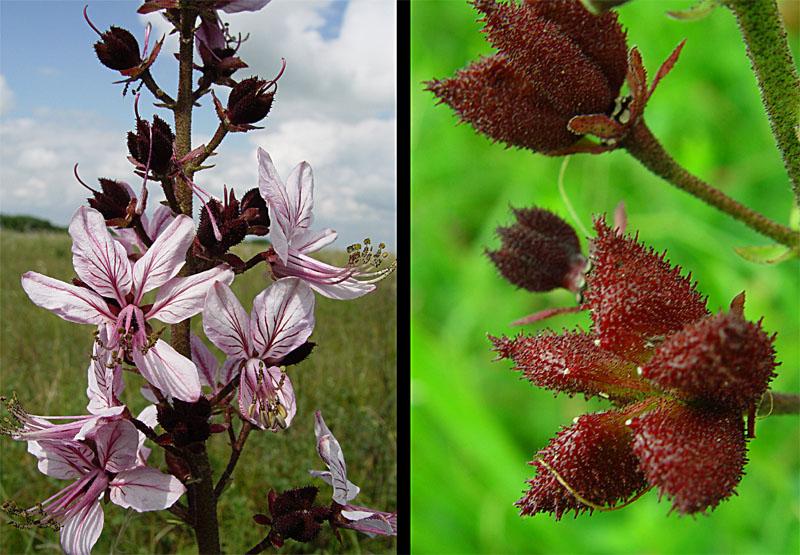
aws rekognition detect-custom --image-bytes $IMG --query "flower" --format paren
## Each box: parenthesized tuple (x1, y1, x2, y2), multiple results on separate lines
(257, 148, 395, 300)
(491, 217, 777, 516)
(310, 411, 397, 536)
(21, 206, 233, 402)
(427, 0, 684, 155)
(202, 278, 315, 430)
(19, 420, 184, 555)
(487, 207, 587, 293)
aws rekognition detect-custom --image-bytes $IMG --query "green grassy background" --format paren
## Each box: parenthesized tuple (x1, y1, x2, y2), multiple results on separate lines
(412, 1, 799, 554)
(0, 234, 396, 554)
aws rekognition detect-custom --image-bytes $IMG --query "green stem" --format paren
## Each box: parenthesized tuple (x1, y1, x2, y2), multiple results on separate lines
(757, 391, 800, 416)
(723, 0, 800, 204)
(622, 122, 800, 248)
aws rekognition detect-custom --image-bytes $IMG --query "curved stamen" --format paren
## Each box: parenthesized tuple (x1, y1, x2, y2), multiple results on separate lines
(82, 5, 103, 37)
(142, 22, 152, 58)
(265, 58, 287, 92)
(179, 171, 223, 241)
(73, 163, 98, 193)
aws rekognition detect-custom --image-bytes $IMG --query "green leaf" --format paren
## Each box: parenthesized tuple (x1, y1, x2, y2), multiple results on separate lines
(666, 0, 717, 21)
(734, 244, 798, 264)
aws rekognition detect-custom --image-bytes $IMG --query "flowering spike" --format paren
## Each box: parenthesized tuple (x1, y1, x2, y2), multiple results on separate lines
(487, 207, 587, 293)
(642, 309, 777, 410)
(517, 410, 648, 519)
(630, 402, 746, 514)
(584, 217, 708, 357)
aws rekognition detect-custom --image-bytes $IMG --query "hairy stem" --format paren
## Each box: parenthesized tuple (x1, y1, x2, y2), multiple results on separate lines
(194, 123, 229, 170)
(185, 445, 221, 554)
(245, 535, 273, 555)
(622, 122, 800, 248)
(723, 0, 800, 203)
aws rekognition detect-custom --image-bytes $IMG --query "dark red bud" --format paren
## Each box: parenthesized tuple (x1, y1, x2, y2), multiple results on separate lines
(487, 207, 586, 292)
(227, 77, 275, 127)
(253, 513, 271, 526)
(270, 486, 319, 516)
(584, 217, 708, 358)
(240, 188, 270, 235)
(127, 115, 175, 176)
(94, 26, 142, 71)
(630, 401, 746, 514)
(642, 308, 777, 410)
(517, 410, 647, 519)
(196, 199, 248, 258)
(87, 178, 135, 223)
(156, 398, 212, 447)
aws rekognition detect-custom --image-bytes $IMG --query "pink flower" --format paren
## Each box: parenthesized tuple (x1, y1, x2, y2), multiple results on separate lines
(257, 148, 393, 300)
(25, 420, 184, 555)
(21, 206, 233, 401)
(310, 411, 397, 536)
(114, 205, 175, 257)
(202, 278, 315, 430)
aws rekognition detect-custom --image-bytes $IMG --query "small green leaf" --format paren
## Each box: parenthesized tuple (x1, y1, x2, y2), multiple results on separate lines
(734, 244, 797, 264)
(667, 0, 717, 21)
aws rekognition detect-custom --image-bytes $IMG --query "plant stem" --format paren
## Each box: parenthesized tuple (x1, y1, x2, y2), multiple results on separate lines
(194, 123, 229, 169)
(722, 0, 800, 204)
(169, 6, 222, 554)
(757, 391, 800, 416)
(622, 122, 800, 248)
(141, 69, 176, 107)
(214, 420, 252, 497)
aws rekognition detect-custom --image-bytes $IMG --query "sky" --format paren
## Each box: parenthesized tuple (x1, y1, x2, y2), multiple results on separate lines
(0, 0, 396, 249)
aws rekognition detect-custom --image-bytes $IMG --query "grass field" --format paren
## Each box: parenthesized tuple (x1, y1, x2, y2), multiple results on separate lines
(0, 231, 396, 554)
(412, 1, 800, 554)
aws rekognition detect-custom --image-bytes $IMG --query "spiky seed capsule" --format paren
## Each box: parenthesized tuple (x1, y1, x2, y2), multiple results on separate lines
(487, 207, 586, 292)
(642, 310, 777, 410)
(126, 115, 175, 176)
(517, 410, 648, 519)
(227, 77, 276, 126)
(584, 218, 708, 358)
(94, 26, 141, 71)
(630, 402, 746, 514)
(87, 178, 133, 222)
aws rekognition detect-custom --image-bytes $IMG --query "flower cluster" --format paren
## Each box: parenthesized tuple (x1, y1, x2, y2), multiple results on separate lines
(427, 0, 684, 154)
(8, 140, 396, 550)
(490, 211, 777, 517)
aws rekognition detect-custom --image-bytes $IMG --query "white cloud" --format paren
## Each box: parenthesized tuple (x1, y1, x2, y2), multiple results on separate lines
(0, 75, 14, 116)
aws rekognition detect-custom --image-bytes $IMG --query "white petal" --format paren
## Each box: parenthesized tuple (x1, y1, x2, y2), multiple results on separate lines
(21, 272, 113, 324)
(34, 440, 95, 479)
(69, 207, 132, 302)
(313, 411, 359, 503)
(86, 335, 124, 414)
(203, 281, 252, 358)
(258, 148, 314, 263)
(95, 420, 138, 473)
(135, 405, 158, 466)
(221, 0, 271, 13)
(60, 499, 104, 555)
(146, 265, 234, 324)
(133, 339, 202, 402)
(293, 228, 337, 253)
(132, 215, 194, 301)
(250, 277, 314, 360)
(190, 334, 219, 389)
(219, 357, 242, 387)
(146, 205, 176, 240)
(110, 466, 186, 512)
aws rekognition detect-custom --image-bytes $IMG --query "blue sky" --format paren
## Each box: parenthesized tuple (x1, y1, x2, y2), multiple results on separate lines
(0, 0, 396, 249)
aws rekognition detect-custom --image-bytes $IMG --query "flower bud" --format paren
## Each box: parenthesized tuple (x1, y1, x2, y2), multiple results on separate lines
(487, 207, 586, 292)
(240, 187, 270, 235)
(642, 306, 777, 410)
(227, 77, 275, 127)
(93, 26, 142, 71)
(84, 178, 136, 226)
(518, 410, 647, 519)
(127, 115, 175, 176)
(630, 401, 746, 514)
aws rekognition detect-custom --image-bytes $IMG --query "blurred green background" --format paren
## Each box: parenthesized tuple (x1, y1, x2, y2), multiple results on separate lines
(0, 237, 396, 554)
(411, 1, 799, 554)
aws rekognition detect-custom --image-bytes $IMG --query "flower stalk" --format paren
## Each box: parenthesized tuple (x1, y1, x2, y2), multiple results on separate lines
(722, 0, 800, 203)
(622, 122, 800, 249)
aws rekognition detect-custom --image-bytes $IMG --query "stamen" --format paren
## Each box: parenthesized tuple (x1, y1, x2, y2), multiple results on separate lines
(141, 22, 152, 58)
(82, 5, 103, 37)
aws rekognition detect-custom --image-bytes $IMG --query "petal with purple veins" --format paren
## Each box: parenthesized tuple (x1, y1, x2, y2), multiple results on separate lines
(21, 272, 114, 325)
(109, 466, 186, 511)
(146, 265, 234, 324)
(250, 277, 315, 360)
